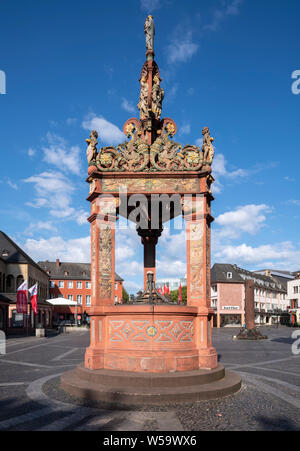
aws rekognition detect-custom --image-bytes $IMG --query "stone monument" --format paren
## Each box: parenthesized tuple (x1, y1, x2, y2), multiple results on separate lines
(236, 280, 268, 340)
(61, 17, 241, 405)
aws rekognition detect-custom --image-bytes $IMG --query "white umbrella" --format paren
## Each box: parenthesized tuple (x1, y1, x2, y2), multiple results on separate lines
(45, 297, 77, 306)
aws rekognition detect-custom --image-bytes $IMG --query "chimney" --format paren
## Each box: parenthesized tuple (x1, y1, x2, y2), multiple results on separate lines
(56, 258, 60, 268)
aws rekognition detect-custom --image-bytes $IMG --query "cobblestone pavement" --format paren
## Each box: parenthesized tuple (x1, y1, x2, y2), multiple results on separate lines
(0, 326, 299, 431)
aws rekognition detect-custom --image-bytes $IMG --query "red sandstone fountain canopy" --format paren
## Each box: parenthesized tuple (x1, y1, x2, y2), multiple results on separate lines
(85, 16, 215, 176)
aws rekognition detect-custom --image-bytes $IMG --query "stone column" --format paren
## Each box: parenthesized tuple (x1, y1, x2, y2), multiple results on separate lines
(245, 279, 255, 330)
(138, 229, 162, 290)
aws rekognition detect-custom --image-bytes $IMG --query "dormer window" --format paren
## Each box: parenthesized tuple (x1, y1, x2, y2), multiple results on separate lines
(227, 272, 232, 279)
(2, 249, 9, 257)
(64, 271, 69, 276)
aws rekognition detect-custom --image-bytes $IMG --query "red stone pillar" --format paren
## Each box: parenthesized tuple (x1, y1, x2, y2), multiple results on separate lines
(85, 196, 117, 369)
(184, 194, 217, 370)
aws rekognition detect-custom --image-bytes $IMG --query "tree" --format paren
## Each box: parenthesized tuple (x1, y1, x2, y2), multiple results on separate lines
(169, 285, 187, 304)
(122, 287, 130, 304)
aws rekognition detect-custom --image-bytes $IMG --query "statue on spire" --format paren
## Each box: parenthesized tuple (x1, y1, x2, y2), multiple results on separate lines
(144, 15, 155, 51)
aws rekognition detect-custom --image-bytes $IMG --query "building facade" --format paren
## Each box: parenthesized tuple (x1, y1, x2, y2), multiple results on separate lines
(211, 264, 290, 328)
(38, 259, 124, 325)
(156, 277, 187, 292)
(0, 231, 52, 334)
(286, 273, 300, 326)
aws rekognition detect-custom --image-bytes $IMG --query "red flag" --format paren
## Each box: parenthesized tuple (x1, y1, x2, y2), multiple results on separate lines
(157, 287, 161, 294)
(29, 283, 38, 315)
(178, 284, 182, 304)
(163, 284, 166, 295)
(167, 285, 170, 295)
(17, 280, 28, 314)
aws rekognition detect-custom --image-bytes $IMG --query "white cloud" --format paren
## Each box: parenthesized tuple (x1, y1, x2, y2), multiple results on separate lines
(76, 210, 89, 225)
(213, 241, 300, 270)
(140, 0, 162, 12)
(66, 118, 77, 126)
(215, 204, 271, 239)
(42, 133, 81, 176)
(205, 0, 243, 32)
(195, 137, 203, 147)
(179, 123, 191, 135)
(82, 114, 124, 145)
(167, 32, 198, 64)
(287, 199, 300, 206)
(28, 148, 36, 157)
(7, 179, 18, 190)
(121, 98, 136, 114)
(24, 221, 58, 236)
(24, 236, 91, 263)
(212, 153, 248, 193)
(24, 171, 77, 219)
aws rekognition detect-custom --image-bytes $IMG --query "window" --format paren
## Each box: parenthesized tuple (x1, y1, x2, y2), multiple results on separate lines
(64, 271, 69, 276)
(227, 272, 232, 279)
(68, 281, 73, 289)
(86, 282, 91, 289)
(58, 281, 64, 288)
(86, 295, 91, 306)
(212, 285, 218, 293)
(12, 310, 24, 328)
(77, 295, 82, 304)
(68, 295, 73, 301)
(114, 296, 118, 305)
(293, 286, 299, 294)
(115, 283, 118, 290)
(77, 282, 82, 289)
(50, 281, 55, 288)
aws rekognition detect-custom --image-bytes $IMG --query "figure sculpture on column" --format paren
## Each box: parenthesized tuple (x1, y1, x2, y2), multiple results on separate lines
(202, 126, 214, 165)
(138, 75, 149, 120)
(152, 74, 164, 120)
(86, 130, 98, 165)
(144, 15, 155, 51)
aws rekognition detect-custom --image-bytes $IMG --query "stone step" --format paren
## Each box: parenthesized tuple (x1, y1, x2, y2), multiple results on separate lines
(61, 369, 242, 406)
(75, 364, 225, 388)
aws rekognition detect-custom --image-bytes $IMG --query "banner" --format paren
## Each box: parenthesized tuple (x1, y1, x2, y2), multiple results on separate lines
(17, 280, 28, 314)
(178, 283, 182, 304)
(29, 283, 38, 315)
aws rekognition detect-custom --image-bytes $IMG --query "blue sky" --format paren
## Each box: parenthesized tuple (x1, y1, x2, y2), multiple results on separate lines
(1, 0, 300, 293)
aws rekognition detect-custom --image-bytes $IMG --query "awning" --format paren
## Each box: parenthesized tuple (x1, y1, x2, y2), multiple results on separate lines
(45, 298, 77, 306)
